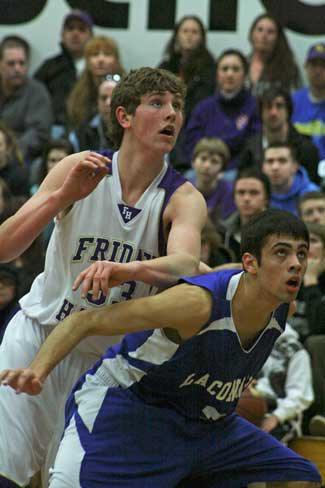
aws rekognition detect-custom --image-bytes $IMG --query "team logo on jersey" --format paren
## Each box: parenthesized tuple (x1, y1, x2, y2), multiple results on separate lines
(118, 204, 142, 223)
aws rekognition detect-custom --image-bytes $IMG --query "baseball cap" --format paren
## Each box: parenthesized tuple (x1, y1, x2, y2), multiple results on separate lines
(63, 9, 93, 31)
(306, 43, 325, 62)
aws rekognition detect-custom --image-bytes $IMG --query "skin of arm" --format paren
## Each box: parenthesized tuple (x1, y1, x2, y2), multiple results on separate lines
(0, 283, 212, 394)
(73, 182, 208, 298)
(0, 151, 110, 262)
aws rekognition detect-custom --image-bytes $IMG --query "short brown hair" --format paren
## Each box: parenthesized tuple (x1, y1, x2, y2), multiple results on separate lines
(108, 67, 186, 148)
(192, 137, 230, 170)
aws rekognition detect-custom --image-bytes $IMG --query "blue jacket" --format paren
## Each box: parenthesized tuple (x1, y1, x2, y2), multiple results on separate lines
(270, 166, 320, 215)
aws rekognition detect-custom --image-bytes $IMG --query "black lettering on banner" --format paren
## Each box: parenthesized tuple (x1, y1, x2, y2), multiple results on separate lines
(65, 0, 129, 28)
(0, 0, 47, 25)
(209, 0, 238, 31)
(147, 0, 176, 30)
(261, 0, 325, 35)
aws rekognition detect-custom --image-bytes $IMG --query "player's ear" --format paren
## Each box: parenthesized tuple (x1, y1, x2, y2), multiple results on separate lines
(242, 252, 258, 274)
(115, 106, 132, 129)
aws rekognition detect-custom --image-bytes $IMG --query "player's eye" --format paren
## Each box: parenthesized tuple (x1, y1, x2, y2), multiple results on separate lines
(150, 99, 162, 108)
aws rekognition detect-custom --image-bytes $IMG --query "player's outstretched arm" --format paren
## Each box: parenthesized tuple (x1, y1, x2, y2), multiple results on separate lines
(0, 283, 212, 394)
(73, 183, 207, 298)
(0, 151, 110, 262)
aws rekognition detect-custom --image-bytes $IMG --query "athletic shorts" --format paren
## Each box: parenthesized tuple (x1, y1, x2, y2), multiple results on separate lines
(0, 311, 112, 487)
(49, 377, 321, 487)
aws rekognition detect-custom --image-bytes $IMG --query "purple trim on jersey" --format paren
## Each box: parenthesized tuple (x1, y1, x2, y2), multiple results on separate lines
(157, 165, 187, 256)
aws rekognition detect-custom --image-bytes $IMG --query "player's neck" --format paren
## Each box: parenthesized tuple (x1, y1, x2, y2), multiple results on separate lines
(234, 273, 279, 327)
(117, 144, 165, 206)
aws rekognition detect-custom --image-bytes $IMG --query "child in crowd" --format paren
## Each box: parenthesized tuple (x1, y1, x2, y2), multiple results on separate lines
(187, 137, 236, 223)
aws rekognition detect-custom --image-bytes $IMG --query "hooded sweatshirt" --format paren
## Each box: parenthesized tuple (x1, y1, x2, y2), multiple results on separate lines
(270, 166, 319, 215)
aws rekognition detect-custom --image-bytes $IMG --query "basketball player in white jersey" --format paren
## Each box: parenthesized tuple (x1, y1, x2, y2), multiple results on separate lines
(0, 67, 206, 488)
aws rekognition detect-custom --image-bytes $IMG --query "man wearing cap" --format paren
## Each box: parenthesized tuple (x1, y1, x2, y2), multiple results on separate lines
(292, 43, 325, 165)
(34, 10, 93, 135)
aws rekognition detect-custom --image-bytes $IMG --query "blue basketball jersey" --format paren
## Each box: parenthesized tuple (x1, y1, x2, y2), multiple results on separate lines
(78, 269, 289, 422)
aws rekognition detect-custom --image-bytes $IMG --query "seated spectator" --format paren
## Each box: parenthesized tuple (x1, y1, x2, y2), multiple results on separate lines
(34, 9, 93, 136)
(248, 13, 301, 97)
(200, 218, 234, 268)
(184, 49, 260, 176)
(0, 264, 19, 344)
(292, 42, 325, 163)
(288, 221, 325, 436)
(262, 142, 319, 214)
(0, 122, 29, 199)
(69, 76, 118, 152)
(158, 15, 216, 172)
(158, 15, 215, 123)
(30, 139, 74, 247)
(0, 35, 53, 161)
(186, 137, 235, 222)
(252, 323, 313, 444)
(67, 35, 125, 130)
(219, 168, 270, 260)
(0, 177, 15, 224)
(299, 191, 325, 225)
(239, 87, 320, 183)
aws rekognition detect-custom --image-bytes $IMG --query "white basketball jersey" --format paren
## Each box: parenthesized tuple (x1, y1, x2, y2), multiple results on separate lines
(20, 152, 186, 331)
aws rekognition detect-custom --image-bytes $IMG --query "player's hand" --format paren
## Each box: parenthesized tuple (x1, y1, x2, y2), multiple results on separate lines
(59, 152, 110, 206)
(0, 368, 43, 395)
(72, 261, 139, 299)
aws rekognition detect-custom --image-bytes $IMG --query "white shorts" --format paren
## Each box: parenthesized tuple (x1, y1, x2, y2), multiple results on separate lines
(0, 310, 119, 487)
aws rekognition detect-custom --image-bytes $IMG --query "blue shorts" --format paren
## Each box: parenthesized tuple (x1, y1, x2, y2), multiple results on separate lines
(51, 386, 321, 487)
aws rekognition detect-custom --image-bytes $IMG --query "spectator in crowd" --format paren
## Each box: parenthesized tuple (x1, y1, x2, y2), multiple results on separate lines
(292, 42, 325, 163)
(184, 49, 260, 176)
(0, 265, 19, 344)
(219, 167, 270, 260)
(158, 15, 216, 123)
(34, 9, 93, 136)
(0, 35, 53, 162)
(200, 217, 234, 267)
(250, 323, 313, 444)
(288, 222, 325, 436)
(248, 13, 301, 96)
(67, 35, 125, 130)
(158, 15, 216, 172)
(240, 87, 320, 184)
(299, 191, 325, 225)
(69, 76, 118, 152)
(262, 142, 319, 215)
(30, 139, 74, 248)
(187, 137, 235, 222)
(0, 122, 29, 199)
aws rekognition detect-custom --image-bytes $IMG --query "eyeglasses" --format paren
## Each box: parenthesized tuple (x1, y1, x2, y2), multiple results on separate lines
(105, 74, 121, 83)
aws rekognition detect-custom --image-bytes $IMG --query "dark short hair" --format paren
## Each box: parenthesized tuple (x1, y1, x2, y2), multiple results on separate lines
(0, 35, 30, 60)
(263, 141, 297, 162)
(241, 208, 309, 264)
(258, 86, 293, 120)
(108, 67, 186, 148)
(235, 167, 271, 204)
(216, 49, 248, 74)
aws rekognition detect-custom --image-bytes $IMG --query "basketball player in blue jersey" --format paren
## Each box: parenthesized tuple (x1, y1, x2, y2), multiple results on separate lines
(1, 209, 321, 487)
(0, 67, 207, 488)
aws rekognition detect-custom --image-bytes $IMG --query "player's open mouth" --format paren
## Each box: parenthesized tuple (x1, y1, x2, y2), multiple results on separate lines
(286, 278, 300, 292)
(160, 126, 175, 137)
